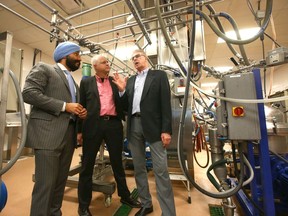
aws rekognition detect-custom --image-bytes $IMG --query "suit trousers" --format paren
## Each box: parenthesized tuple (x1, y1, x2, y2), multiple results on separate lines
(128, 117, 176, 216)
(30, 123, 75, 216)
(78, 118, 130, 208)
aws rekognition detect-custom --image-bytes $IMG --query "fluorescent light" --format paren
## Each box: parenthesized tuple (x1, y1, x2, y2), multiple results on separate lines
(201, 82, 218, 88)
(217, 27, 260, 43)
(126, 14, 134, 22)
(213, 66, 233, 72)
(51, 0, 87, 15)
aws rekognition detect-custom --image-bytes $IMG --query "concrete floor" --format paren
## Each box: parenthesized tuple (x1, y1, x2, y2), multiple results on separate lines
(1, 148, 243, 216)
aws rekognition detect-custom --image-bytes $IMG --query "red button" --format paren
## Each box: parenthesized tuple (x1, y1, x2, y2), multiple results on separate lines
(233, 106, 244, 116)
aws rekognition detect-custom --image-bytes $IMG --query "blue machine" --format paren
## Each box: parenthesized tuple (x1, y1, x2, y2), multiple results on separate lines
(234, 70, 287, 216)
(270, 155, 288, 213)
(0, 181, 8, 212)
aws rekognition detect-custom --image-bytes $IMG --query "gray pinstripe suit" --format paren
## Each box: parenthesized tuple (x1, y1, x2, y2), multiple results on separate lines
(23, 62, 79, 216)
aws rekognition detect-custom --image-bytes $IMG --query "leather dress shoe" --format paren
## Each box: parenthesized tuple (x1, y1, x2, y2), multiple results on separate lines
(120, 197, 141, 208)
(78, 207, 92, 216)
(135, 206, 153, 216)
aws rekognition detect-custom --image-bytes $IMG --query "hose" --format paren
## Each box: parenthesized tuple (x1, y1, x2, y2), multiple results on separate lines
(0, 69, 27, 176)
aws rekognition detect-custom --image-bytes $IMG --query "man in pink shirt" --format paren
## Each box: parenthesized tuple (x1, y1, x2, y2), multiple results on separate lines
(77, 55, 141, 216)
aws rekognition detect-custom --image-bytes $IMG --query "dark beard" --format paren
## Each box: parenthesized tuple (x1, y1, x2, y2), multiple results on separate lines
(66, 56, 81, 71)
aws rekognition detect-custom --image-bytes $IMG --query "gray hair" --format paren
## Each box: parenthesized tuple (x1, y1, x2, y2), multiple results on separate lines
(132, 49, 147, 58)
(91, 54, 107, 66)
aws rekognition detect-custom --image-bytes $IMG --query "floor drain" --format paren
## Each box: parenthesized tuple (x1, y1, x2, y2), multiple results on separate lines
(209, 204, 225, 216)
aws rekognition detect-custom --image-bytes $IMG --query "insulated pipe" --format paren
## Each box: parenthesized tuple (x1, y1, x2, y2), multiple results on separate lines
(0, 69, 27, 176)
(205, 5, 249, 66)
(5, 0, 286, 104)
(217, 12, 250, 65)
(153, 1, 288, 104)
(188, 0, 273, 45)
(205, 4, 240, 60)
(154, 0, 189, 76)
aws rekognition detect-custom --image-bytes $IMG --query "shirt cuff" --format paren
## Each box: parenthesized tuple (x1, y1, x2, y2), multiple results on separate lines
(62, 102, 66, 112)
(119, 90, 125, 97)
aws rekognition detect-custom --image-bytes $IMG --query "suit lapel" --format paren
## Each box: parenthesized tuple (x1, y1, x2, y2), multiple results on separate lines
(128, 75, 136, 97)
(54, 65, 70, 93)
(109, 77, 118, 99)
(141, 69, 154, 101)
(54, 65, 81, 102)
(91, 76, 100, 103)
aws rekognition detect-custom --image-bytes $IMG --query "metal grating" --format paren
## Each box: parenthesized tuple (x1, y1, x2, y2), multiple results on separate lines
(209, 204, 225, 216)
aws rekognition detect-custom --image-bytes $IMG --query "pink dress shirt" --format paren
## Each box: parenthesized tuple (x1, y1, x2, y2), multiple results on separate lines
(95, 76, 117, 116)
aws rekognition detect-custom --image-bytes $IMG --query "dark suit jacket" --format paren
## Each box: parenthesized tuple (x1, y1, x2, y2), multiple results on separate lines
(22, 62, 80, 149)
(78, 76, 125, 139)
(124, 69, 172, 143)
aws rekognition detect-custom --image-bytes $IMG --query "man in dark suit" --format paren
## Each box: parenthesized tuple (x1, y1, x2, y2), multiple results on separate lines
(22, 41, 87, 216)
(113, 49, 176, 216)
(77, 54, 141, 216)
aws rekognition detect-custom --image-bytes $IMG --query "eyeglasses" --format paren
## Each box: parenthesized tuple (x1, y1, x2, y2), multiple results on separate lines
(131, 54, 144, 61)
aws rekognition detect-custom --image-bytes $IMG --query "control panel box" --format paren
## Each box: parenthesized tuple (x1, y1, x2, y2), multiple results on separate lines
(174, 76, 186, 96)
(266, 47, 288, 66)
(217, 72, 261, 140)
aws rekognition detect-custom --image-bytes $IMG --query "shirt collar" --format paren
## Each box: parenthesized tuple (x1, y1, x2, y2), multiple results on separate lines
(57, 63, 69, 72)
(137, 68, 149, 76)
(95, 74, 109, 82)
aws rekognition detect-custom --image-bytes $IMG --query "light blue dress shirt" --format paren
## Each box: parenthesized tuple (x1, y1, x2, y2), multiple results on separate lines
(132, 68, 149, 114)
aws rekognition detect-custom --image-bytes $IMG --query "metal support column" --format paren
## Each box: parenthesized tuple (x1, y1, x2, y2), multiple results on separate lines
(0, 31, 13, 172)
(0, 31, 13, 208)
(247, 142, 260, 215)
(253, 68, 275, 215)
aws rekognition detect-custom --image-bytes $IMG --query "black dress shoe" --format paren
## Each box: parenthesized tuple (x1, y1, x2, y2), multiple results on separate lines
(78, 207, 92, 216)
(120, 197, 142, 208)
(135, 206, 153, 216)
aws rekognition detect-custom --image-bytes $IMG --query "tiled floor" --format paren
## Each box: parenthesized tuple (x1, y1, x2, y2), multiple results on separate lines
(1, 148, 243, 216)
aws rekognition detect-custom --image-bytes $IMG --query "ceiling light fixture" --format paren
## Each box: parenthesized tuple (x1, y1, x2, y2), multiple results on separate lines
(51, 0, 87, 15)
(213, 66, 233, 72)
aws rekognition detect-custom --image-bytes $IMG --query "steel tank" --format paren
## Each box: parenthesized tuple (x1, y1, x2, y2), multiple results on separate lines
(265, 105, 288, 153)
